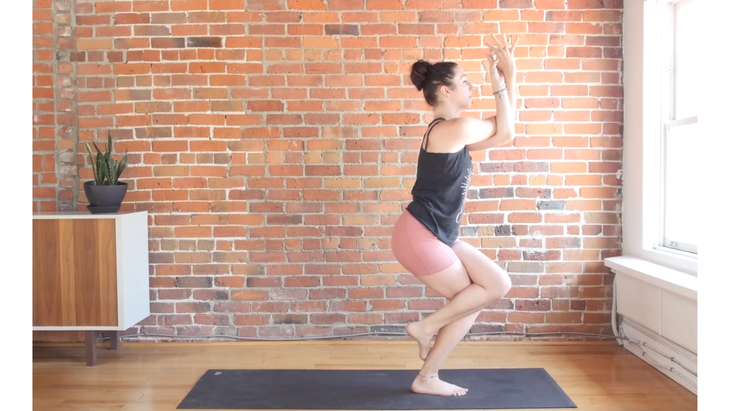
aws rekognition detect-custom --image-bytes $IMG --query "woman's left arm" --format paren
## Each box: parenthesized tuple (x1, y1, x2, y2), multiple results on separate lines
(498, 34, 519, 117)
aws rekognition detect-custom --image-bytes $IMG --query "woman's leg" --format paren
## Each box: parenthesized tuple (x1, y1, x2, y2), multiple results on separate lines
(391, 212, 511, 396)
(410, 241, 511, 395)
(407, 240, 512, 355)
(406, 260, 474, 396)
(410, 311, 480, 396)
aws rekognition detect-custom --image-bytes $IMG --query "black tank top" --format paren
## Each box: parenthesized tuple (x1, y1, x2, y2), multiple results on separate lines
(406, 118, 474, 246)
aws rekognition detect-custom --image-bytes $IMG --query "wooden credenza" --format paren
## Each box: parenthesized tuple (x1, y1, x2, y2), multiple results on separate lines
(33, 211, 150, 365)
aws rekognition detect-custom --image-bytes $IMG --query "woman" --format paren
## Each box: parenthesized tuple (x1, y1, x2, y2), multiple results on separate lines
(391, 35, 519, 397)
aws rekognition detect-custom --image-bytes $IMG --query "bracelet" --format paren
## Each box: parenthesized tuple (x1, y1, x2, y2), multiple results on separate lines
(492, 87, 507, 95)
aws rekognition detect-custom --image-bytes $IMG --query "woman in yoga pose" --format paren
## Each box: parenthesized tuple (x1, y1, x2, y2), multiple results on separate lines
(391, 35, 519, 397)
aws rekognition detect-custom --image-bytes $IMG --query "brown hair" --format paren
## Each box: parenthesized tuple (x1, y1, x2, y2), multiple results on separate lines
(410, 59, 459, 107)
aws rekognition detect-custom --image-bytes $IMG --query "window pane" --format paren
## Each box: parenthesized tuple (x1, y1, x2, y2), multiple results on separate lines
(674, 0, 699, 119)
(664, 121, 698, 251)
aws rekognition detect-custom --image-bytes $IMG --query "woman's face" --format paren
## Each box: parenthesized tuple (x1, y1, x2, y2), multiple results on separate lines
(446, 65, 474, 110)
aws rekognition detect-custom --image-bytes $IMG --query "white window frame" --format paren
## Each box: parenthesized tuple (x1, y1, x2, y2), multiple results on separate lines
(649, 0, 698, 258)
(617, 0, 696, 276)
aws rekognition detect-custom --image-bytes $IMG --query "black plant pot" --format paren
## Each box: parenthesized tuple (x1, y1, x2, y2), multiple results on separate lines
(83, 181, 128, 212)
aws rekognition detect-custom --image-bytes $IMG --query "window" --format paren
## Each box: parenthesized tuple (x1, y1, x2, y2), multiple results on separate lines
(657, 0, 699, 255)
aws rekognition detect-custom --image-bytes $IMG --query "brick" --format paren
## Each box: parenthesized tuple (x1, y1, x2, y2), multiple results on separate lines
(187, 37, 223, 48)
(114, 89, 152, 101)
(500, 0, 535, 7)
(367, 0, 403, 9)
(325, 24, 359, 35)
(77, 39, 112, 50)
(152, 38, 185, 48)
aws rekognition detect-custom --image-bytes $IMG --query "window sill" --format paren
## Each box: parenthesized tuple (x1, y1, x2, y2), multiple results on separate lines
(605, 256, 697, 301)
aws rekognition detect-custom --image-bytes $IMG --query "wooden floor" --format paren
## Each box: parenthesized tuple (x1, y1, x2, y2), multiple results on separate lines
(33, 341, 696, 411)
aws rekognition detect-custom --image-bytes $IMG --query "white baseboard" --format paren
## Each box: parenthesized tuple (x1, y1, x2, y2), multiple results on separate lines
(620, 318, 697, 395)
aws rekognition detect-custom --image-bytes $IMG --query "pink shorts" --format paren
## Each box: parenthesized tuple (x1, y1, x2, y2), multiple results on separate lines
(391, 211, 461, 278)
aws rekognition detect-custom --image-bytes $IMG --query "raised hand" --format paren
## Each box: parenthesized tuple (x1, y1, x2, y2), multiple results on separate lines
(486, 34, 518, 78)
(486, 47, 503, 93)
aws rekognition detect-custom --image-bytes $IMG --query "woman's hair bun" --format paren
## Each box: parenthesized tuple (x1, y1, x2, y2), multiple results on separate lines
(410, 60, 432, 91)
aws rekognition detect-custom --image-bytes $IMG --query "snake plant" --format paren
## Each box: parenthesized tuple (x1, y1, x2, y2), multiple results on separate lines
(84, 132, 128, 186)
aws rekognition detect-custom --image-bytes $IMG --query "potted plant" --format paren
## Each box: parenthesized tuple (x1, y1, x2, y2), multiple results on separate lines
(83, 132, 128, 213)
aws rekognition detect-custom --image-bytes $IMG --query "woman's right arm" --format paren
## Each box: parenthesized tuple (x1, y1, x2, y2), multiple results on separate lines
(457, 49, 515, 150)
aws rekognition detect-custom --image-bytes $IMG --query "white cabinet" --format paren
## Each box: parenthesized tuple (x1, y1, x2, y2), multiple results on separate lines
(33, 211, 150, 365)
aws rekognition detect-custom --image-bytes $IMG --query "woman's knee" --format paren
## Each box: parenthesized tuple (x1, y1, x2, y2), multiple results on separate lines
(473, 269, 511, 300)
(496, 271, 512, 298)
(451, 241, 511, 298)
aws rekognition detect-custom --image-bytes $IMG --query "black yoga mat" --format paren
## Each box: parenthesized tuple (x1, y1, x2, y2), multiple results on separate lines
(177, 368, 577, 409)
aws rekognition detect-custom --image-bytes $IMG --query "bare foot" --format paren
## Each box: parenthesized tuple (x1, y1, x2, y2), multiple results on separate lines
(406, 322, 434, 361)
(411, 374, 468, 396)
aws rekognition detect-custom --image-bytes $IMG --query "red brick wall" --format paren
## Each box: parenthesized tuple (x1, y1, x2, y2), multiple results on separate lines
(32, 0, 623, 341)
